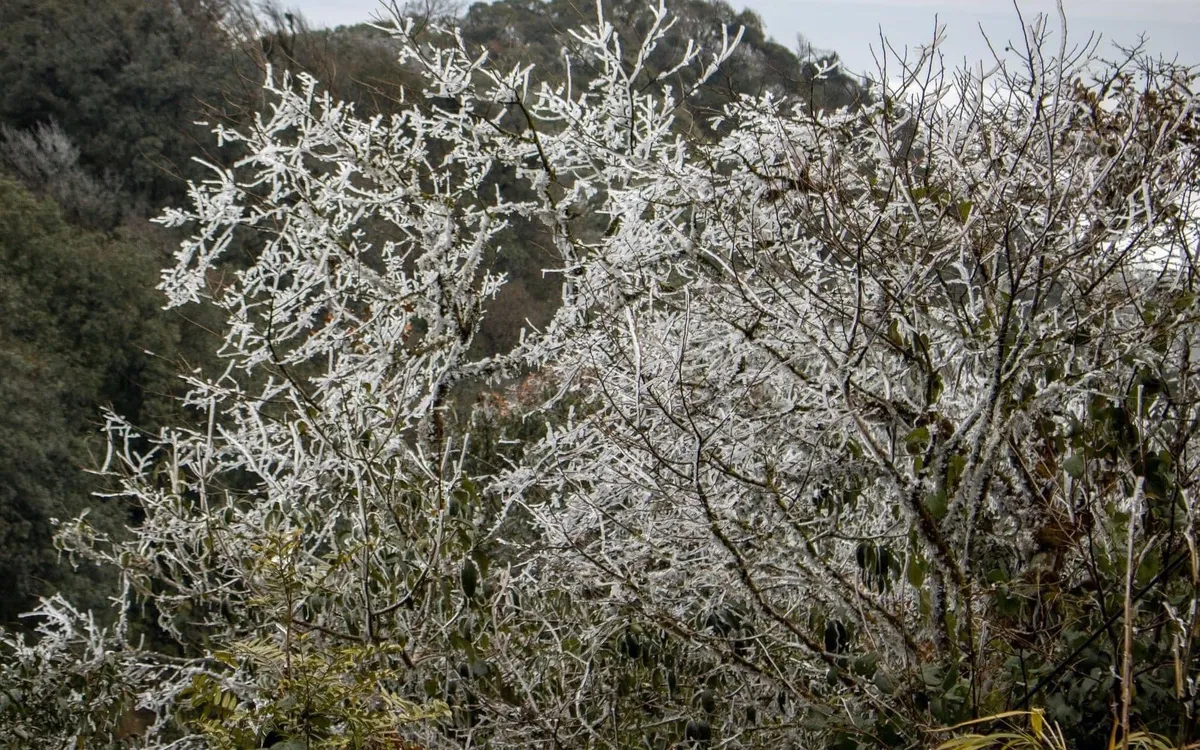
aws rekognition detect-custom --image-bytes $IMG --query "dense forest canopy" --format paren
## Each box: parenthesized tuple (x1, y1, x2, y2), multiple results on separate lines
(0, 1, 1198, 749)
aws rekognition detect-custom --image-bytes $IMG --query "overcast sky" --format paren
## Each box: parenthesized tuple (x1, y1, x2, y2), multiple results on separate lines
(292, 0, 1200, 77)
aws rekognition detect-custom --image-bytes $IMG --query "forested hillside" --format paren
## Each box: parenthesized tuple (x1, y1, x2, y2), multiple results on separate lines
(1, 2, 1198, 749)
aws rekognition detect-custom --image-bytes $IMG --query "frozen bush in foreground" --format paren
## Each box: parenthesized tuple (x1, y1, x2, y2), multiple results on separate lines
(4, 1, 1199, 747)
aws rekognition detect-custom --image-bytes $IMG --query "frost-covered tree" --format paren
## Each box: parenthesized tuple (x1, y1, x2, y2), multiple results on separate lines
(513, 18, 1200, 743)
(3, 2, 1199, 748)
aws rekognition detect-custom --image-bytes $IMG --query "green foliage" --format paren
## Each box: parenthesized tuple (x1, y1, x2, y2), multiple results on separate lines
(0, 596, 150, 748)
(458, 0, 866, 125)
(0, 176, 214, 623)
(176, 529, 451, 748)
(0, 0, 247, 207)
(182, 636, 449, 749)
(934, 709, 1193, 750)
(0, 121, 123, 228)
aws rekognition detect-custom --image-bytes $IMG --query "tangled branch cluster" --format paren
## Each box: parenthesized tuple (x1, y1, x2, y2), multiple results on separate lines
(4, 2, 1199, 747)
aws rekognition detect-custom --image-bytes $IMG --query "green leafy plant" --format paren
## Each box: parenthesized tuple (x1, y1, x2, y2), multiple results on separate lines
(935, 709, 1199, 750)
(182, 635, 448, 749)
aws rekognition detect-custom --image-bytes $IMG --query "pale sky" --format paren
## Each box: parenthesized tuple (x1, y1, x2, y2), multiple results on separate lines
(292, 0, 1200, 77)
